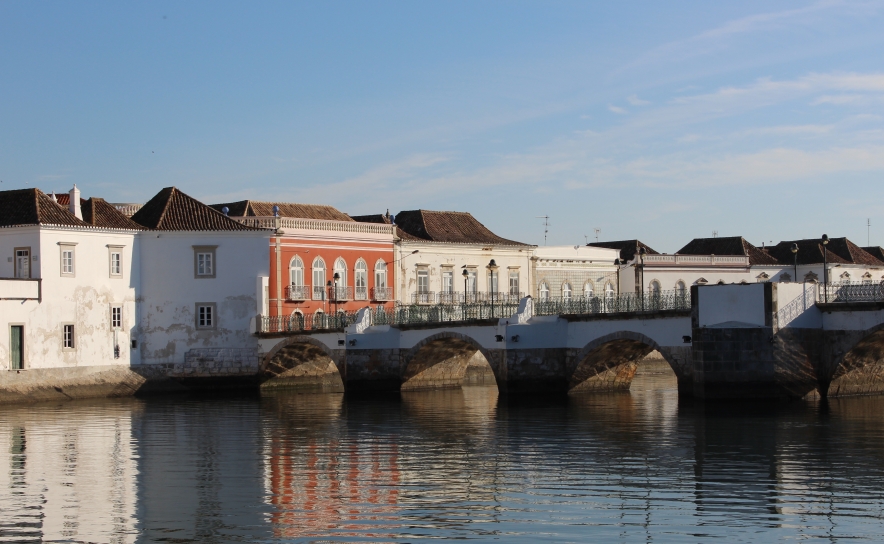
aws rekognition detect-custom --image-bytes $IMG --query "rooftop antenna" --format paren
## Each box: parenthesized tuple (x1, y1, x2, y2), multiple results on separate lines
(594, 227, 601, 243)
(536, 216, 550, 245)
(868, 218, 871, 247)
(713, 230, 718, 238)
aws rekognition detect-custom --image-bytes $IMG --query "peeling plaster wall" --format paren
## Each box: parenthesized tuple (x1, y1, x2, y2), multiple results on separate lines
(136, 231, 269, 367)
(0, 226, 139, 371)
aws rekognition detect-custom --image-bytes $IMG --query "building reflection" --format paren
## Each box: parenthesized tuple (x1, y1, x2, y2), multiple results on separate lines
(0, 400, 139, 543)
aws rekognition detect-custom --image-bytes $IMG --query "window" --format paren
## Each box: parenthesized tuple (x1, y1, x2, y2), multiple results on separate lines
(605, 283, 615, 300)
(562, 282, 572, 301)
(467, 269, 477, 293)
(374, 260, 387, 288)
(649, 280, 661, 293)
(334, 258, 348, 287)
(313, 311, 325, 329)
(417, 268, 429, 293)
(442, 269, 454, 294)
(14, 248, 30, 279)
(108, 245, 124, 277)
(193, 246, 217, 278)
(675, 280, 686, 294)
(111, 306, 122, 329)
(584, 281, 594, 299)
(10, 325, 24, 370)
(355, 259, 368, 300)
(539, 282, 550, 301)
(289, 256, 304, 286)
(509, 270, 520, 296)
(63, 324, 75, 350)
(488, 269, 499, 294)
(312, 257, 326, 300)
(59, 243, 76, 277)
(195, 303, 216, 329)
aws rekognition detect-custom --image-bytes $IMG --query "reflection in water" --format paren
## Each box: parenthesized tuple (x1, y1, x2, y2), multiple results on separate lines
(1, 373, 884, 541)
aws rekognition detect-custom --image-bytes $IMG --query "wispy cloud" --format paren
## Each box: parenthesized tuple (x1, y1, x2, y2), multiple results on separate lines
(626, 95, 650, 106)
(608, 105, 628, 114)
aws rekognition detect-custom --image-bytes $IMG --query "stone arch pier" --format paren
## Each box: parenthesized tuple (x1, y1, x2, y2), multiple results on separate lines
(401, 332, 499, 391)
(260, 336, 345, 393)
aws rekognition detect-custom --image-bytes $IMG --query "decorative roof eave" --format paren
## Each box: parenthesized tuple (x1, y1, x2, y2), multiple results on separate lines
(0, 223, 143, 233)
(397, 239, 535, 248)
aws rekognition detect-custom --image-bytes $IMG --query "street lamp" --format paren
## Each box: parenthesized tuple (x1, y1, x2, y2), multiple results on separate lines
(791, 243, 799, 282)
(638, 247, 646, 309)
(487, 259, 498, 318)
(822, 234, 829, 302)
(462, 268, 469, 319)
(333, 272, 340, 325)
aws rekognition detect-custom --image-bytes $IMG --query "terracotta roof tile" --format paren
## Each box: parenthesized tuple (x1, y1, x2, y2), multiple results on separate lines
(0, 188, 90, 228)
(132, 187, 260, 231)
(767, 238, 883, 266)
(862, 246, 884, 262)
(392, 210, 530, 246)
(82, 198, 144, 230)
(676, 236, 780, 265)
(587, 240, 658, 262)
(210, 200, 353, 221)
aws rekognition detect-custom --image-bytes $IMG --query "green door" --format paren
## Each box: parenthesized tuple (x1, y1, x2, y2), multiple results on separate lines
(10, 326, 23, 370)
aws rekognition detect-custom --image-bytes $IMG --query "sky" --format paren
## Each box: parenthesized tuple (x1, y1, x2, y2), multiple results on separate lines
(1, 1, 884, 251)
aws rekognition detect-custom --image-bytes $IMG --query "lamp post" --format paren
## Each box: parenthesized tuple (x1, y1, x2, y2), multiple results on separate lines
(462, 268, 469, 320)
(791, 243, 799, 282)
(333, 273, 340, 325)
(487, 259, 497, 318)
(822, 234, 829, 303)
(638, 247, 646, 309)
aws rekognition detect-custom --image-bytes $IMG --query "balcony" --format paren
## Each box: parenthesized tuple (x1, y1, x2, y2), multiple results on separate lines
(371, 286, 393, 301)
(312, 286, 326, 300)
(355, 286, 368, 300)
(285, 284, 310, 301)
(412, 292, 436, 305)
(329, 286, 353, 301)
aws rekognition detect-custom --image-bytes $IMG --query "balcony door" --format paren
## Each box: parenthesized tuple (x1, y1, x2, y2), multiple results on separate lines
(10, 326, 23, 370)
(15, 248, 30, 279)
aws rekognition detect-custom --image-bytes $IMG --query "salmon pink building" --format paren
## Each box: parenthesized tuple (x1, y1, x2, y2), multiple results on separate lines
(211, 200, 397, 325)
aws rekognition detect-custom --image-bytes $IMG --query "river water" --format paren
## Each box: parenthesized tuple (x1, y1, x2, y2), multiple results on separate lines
(2, 370, 884, 543)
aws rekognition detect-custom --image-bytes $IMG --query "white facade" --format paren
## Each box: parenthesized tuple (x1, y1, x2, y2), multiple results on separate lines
(622, 254, 757, 294)
(395, 240, 533, 305)
(0, 225, 139, 371)
(532, 245, 620, 300)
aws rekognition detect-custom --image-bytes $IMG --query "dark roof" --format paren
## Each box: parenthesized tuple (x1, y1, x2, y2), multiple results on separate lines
(350, 213, 422, 240)
(82, 198, 144, 230)
(862, 247, 884, 262)
(0, 189, 90, 228)
(392, 209, 530, 246)
(676, 236, 779, 265)
(767, 238, 883, 266)
(210, 200, 353, 221)
(587, 240, 658, 262)
(132, 187, 260, 231)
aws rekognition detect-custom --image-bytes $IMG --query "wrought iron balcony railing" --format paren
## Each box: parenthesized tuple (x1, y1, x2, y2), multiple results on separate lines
(285, 284, 310, 301)
(257, 310, 362, 333)
(821, 281, 884, 303)
(355, 286, 368, 300)
(533, 290, 690, 315)
(371, 286, 393, 301)
(312, 286, 326, 300)
(329, 286, 353, 301)
(412, 292, 436, 305)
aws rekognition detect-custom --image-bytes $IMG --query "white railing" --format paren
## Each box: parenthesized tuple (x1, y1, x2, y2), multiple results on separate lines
(0, 278, 41, 300)
(642, 254, 749, 266)
(776, 283, 818, 329)
(232, 216, 395, 235)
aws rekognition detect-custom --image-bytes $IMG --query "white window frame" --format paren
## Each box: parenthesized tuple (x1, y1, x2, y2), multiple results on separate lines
(441, 268, 454, 294)
(193, 246, 217, 278)
(509, 269, 520, 296)
(562, 282, 572, 301)
(417, 267, 430, 293)
(312, 257, 326, 300)
(333, 257, 348, 287)
(355, 259, 368, 300)
(62, 323, 76, 350)
(111, 305, 123, 329)
(583, 281, 594, 298)
(59, 242, 77, 277)
(290, 256, 304, 287)
(539, 282, 550, 301)
(195, 303, 217, 329)
(108, 245, 124, 277)
(14, 247, 31, 279)
(374, 260, 387, 289)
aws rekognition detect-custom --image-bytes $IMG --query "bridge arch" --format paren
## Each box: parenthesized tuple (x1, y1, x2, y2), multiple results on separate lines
(568, 331, 687, 394)
(402, 332, 498, 391)
(825, 322, 884, 397)
(260, 336, 344, 393)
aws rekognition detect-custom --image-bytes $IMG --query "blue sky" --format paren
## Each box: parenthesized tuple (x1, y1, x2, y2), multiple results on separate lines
(2, 1, 883, 250)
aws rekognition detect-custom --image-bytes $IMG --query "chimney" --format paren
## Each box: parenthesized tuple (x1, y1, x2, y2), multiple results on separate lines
(69, 185, 82, 219)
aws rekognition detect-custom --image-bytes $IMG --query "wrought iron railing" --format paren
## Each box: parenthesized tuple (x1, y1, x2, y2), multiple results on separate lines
(776, 284, 817, 328)
(312, 286, 326, 300)
(284, 284, 310, 301)
(412, 292, 436, 305)
(822, 281, 884, 303)
(257, 310, 362, 333)
(534, 290, 691, 316)
(371, 286, 393, 301)
(329, 286, 353, 301)
(355, 286, 368, 300)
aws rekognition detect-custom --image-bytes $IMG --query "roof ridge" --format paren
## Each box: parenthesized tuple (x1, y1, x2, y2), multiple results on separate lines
(157, 188, 175, 227)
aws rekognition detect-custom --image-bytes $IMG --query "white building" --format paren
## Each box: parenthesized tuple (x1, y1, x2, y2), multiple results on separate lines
(531, 245, 620, 301)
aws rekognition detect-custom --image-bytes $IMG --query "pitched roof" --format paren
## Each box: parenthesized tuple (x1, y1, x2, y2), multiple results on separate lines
(862, 246, 884, 262)
(392, 209, 531, 246)
(210, 200, 353, 222)
(350, 213, 422, 240)
(132, 187, 260, 231)
(0, 188, 91, 228)
(767, 238, 883, 266)
(587, 240, 658, 262)
(82, 198, 144, 230)
(676, 236, 779, 265)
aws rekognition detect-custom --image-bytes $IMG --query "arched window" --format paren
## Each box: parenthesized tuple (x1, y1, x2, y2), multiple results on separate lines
(605, 283, 615, 299)
(355, 259, 368, 300)
(562, 282, 572, 301)
(675, 280, 686, 294)
(584, 281, 594, 299)
(375, 260, 387, 288)
(649, 280, 661, 293)
(539, 282, 550, 301)
(333, 258, 347, 287)
(289, 256, 304, 286)
(312, 310, 325, 329)
(312, 257, 326, 300)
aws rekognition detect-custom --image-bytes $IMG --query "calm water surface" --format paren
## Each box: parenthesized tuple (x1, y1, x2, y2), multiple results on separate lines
(2, 372, 884, 543)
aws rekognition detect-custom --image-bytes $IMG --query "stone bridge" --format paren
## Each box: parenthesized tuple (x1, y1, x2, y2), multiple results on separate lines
(257, 298, 694, 396)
